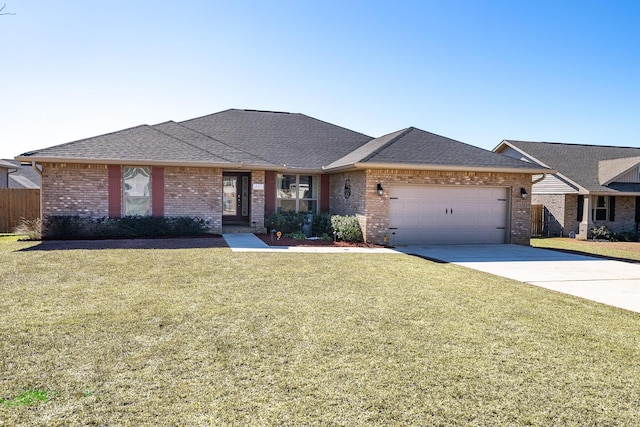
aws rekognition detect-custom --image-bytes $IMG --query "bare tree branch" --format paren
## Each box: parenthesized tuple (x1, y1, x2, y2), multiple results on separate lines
(0, 3, 15, 15)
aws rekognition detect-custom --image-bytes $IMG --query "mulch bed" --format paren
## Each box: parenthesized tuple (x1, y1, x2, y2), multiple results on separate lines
(255, 234, 384, 248)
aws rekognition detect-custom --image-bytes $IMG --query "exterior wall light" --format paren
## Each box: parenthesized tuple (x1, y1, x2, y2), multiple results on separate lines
(377, 183, 384, 196)
(520, 187, 528, 199)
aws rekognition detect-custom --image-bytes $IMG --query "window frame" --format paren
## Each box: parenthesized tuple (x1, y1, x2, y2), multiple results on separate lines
(592, 195, 609, 221)
(123, 166, 152, 216)
(276, 174, 319, 213)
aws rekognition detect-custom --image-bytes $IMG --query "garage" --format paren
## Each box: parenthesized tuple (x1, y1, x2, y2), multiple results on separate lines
(388, 186, 509, 245)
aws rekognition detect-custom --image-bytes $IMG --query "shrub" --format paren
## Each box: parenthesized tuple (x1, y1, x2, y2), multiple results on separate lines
(265, 211, 306, 234)
(286, 231, 308, 240)
(42, 215, 210, 240)
(331, 215, 363, 242)
(312, 213, 333, 237)
(590, 225, 612, 241)
(13, 217, 42, 240)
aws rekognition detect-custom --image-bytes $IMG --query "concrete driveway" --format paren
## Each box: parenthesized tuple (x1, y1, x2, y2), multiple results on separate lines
(396, 244, 640, 313)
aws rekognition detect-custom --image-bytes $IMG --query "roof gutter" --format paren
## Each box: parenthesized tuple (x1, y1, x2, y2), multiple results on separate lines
(323, 162, 554, 175)
(14, 156, 288, 172)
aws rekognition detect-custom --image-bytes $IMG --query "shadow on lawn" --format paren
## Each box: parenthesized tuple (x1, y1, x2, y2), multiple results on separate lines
(17, 236, 228, 251)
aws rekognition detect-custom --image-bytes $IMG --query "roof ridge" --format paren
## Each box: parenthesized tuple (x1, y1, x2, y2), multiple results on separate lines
(170, 121, 278, 166)
(295, 112, 373, 140)
(359, 127, 414, 163)
(506, 140, 640, 150)
(152, 121, 238, 163)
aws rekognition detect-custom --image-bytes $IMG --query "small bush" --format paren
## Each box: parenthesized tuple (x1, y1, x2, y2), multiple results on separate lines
(286, 231, 308, 240)
(13, 217, 42, 240)
(331, 215, 363, 242)
(42, 215, 210, 240)
(312, 213, 333, 237)
(265, 211, 306, 234)
(591, 225, 612, 241)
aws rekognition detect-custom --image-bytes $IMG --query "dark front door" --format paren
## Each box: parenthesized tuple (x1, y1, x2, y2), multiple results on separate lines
(223, 172, 250, 224)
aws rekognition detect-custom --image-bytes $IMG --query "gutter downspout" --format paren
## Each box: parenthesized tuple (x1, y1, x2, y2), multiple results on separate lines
(532, 173, 546, 185)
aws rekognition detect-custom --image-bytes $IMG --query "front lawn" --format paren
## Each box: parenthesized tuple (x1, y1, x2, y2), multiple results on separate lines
(1, 240, 640, 425)
(532, 237, 640, 261)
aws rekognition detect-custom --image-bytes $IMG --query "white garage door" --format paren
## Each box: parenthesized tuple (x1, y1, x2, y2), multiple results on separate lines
(389, 186, 508, 245)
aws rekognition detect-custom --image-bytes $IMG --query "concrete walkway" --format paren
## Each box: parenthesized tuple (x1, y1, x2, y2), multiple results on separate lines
(396, 244, 640, 313)
(222, 233, 398, 254)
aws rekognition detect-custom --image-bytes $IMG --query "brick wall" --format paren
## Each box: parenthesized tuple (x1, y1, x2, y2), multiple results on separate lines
(41, 163, 109, 217)
(164, 166, 222, 233)
(251, 170, 266, 232)
(330, 169, 533, 246)
(531, 194, 567, 236)
(329, 171, 367, 216)
(591, 195, 637, 235)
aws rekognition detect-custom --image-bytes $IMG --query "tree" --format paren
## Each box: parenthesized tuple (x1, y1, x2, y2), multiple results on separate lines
(0, 3, 15, 15)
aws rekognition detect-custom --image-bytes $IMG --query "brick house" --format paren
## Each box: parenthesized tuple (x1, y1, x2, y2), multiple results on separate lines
(17, 109, 548, 245)
(495, 140, 640, 239)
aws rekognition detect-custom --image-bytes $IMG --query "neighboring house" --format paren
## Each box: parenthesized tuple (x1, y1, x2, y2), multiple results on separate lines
(495, 140, 640, 239)
(16, 109, 548, 245)
(0, 159, 41, 189)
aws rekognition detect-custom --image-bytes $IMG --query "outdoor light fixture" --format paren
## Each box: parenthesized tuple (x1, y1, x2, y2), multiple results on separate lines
(377, 183, 384, 196)
(520, 187, 528, 199)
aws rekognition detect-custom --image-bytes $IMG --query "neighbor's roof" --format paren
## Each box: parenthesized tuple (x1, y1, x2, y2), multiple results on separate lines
(326, 128, 551, 173)
(0, 159, 41, 188)
(498, 140, 640, 193)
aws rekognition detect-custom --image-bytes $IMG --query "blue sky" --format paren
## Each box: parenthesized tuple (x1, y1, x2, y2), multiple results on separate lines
(1, 1, 638, 159)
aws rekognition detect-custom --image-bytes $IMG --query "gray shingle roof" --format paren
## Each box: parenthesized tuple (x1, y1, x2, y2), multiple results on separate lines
(18, 125, 246, 165)
(327, 128, 547, 171)
(0, 159, 41, 188)
(502, 140, 640, 193)
(179, 109, 373, 169)
(15, 109, 546, 175)
(152, 121, 275, 166)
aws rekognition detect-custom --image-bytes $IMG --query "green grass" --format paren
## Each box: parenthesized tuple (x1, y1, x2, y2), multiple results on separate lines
(1, 240, 640, 425)
(532, 237, 640, 261)
(1, 390, 49, 408)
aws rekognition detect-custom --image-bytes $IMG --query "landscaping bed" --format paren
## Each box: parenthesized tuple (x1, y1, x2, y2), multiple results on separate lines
(255, 233, 384, 248)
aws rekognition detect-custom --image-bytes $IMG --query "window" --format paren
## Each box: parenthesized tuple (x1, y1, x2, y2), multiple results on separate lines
(276, 174, 318, 213)
(123, 167, 151, 216)
(593, 196, 607, 221)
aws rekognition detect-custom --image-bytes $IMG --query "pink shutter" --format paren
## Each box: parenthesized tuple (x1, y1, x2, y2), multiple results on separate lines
(151, 167, 164, 217)
(108, 165, 122, 218)
(320, 174, 330, 213)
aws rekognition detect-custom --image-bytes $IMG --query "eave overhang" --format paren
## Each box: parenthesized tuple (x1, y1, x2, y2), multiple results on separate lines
(323, 161, 554, 175)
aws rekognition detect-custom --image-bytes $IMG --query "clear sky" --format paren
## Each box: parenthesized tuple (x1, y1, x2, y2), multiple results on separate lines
(1, 1, 638, 160)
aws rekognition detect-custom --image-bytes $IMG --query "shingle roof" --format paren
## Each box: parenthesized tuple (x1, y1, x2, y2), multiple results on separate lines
(152, 121, 275, 166)
(179, 109, 373, 169)
(18, 125, 248, 165)
(15, 109, 546, 175)
(327, 128, 548, 172)
(501, 140, 640, 192)
(0, 159, 41, 188)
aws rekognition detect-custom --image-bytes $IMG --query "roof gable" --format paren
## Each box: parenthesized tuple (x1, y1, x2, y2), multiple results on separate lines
(598, 157, 640, 185)
(327, 128, 548, 172)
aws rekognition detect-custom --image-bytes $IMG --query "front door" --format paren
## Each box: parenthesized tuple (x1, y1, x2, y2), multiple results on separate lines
(223, 172, 250, 224)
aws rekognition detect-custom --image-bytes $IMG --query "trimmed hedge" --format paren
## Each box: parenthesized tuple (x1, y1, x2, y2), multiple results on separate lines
(330, 215, 363, 242)
(42, 215, 211, 240)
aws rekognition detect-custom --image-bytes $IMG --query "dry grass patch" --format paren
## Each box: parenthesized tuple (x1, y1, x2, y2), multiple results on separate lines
(532, 237, 640, 261)
(1, 240, 640, 425)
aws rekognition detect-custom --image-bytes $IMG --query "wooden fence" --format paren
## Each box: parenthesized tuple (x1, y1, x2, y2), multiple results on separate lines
(0, 189, 40, 233)
(531, 204, 543, 236)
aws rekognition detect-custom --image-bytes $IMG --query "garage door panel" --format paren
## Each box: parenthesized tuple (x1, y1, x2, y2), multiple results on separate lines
(389, 186, 508, 245)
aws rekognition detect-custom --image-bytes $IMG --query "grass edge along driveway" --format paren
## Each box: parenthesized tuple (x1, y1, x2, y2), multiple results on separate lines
(1, 240, 640, 426)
